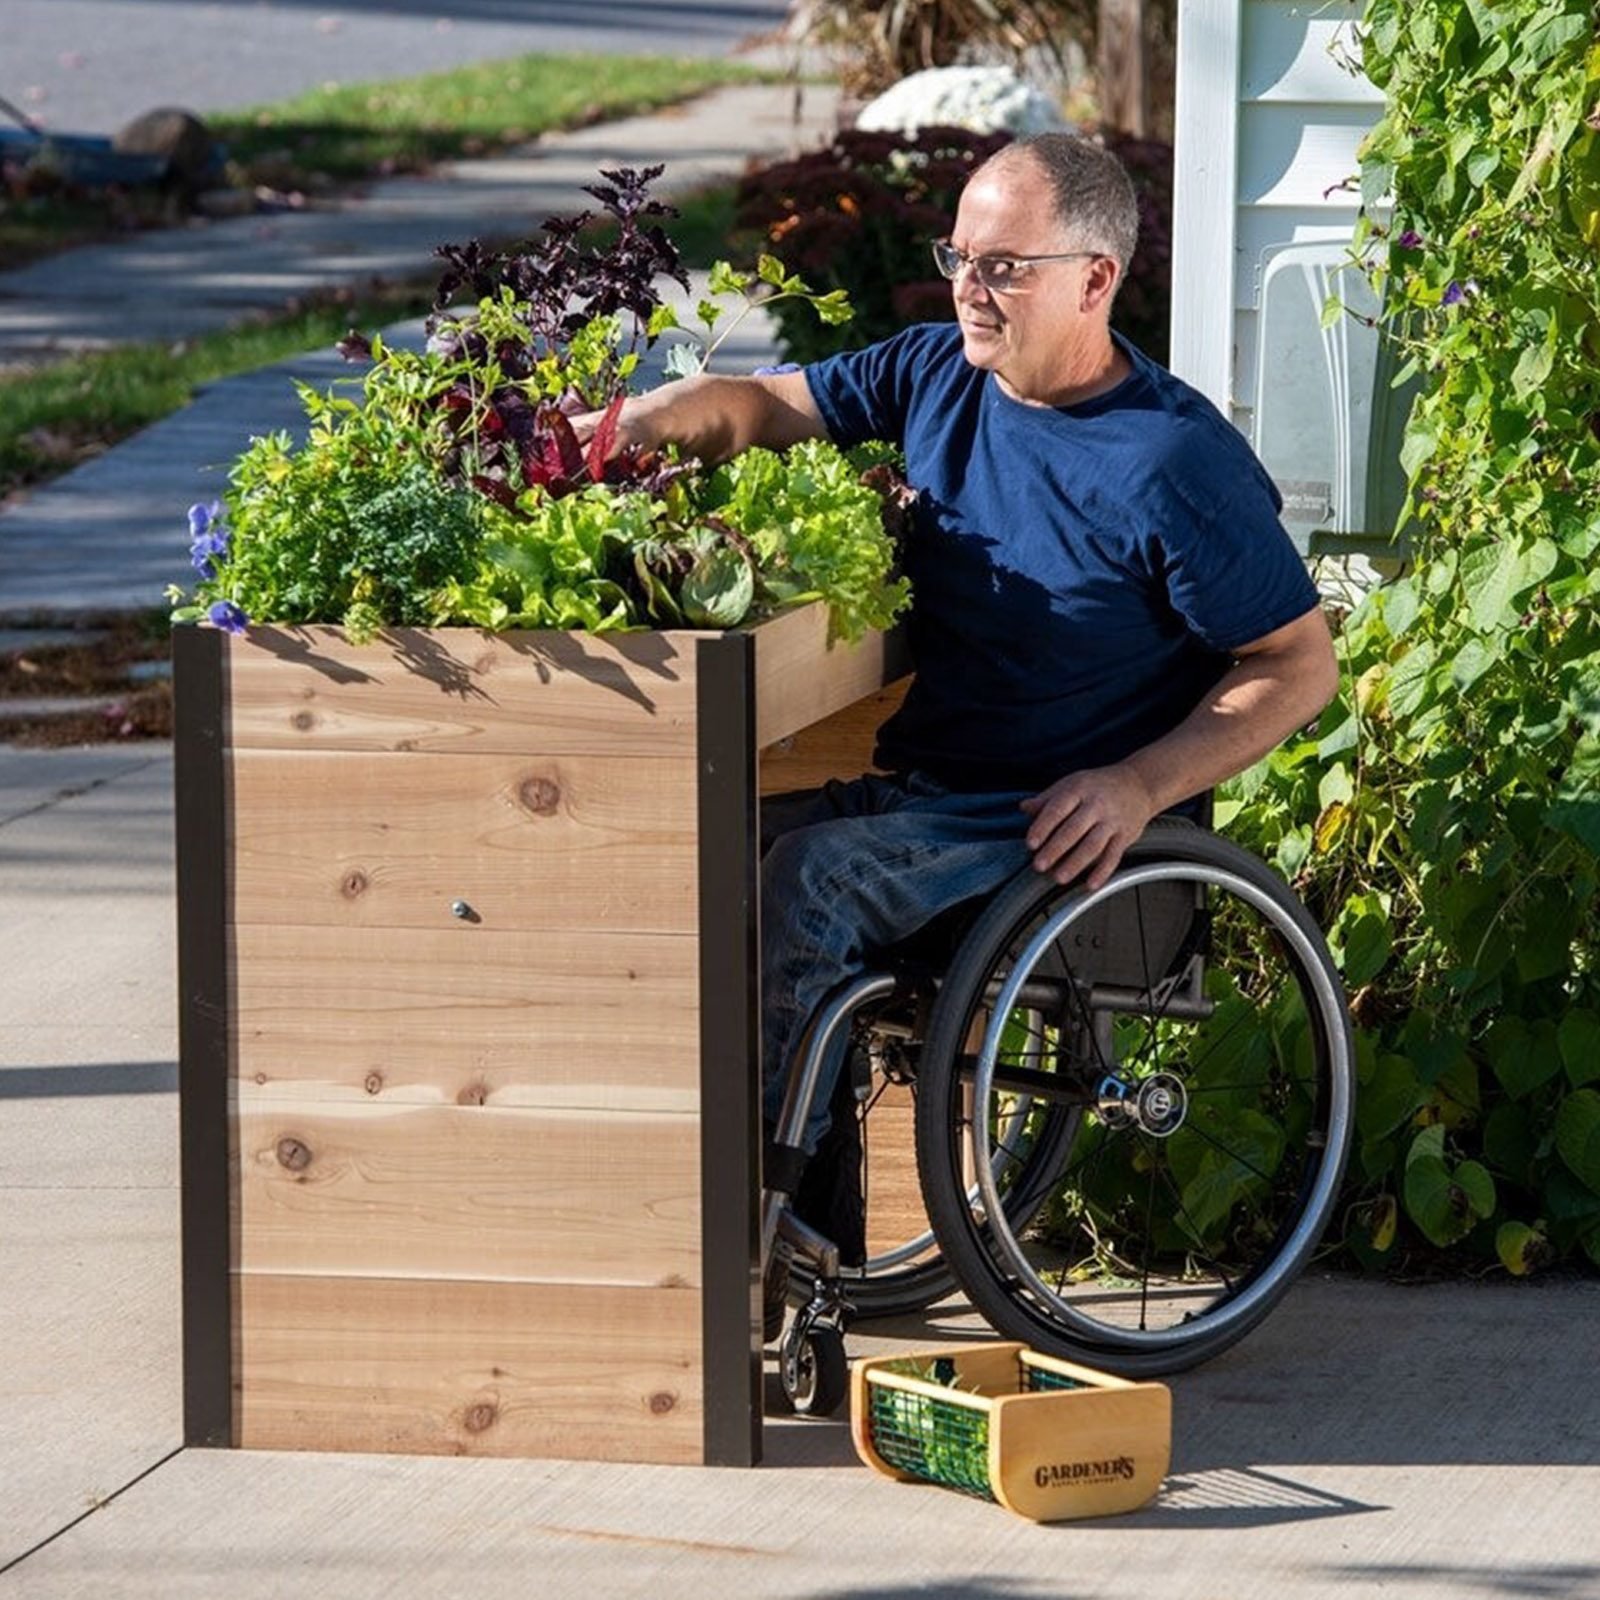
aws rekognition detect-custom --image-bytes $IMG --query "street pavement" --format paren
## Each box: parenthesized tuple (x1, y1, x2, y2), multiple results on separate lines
(2, 46, 1599, 1600)
(1, 0, 798, 134)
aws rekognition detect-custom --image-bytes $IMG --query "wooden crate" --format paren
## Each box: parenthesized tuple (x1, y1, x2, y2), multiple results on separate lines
(852, 1343, 1171, 1521)
(174, 604, 908, 1467)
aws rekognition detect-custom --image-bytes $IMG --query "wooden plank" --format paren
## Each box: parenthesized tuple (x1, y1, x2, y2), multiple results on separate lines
(172, 622, 233, 1448)
(990, 1381, 1171, 1521)
(758, 679, 910, 797)
(225, 625, 700, 756)
(862, 1083, 931, 1262)
(236, 1102, 700, 1287)
(235, 1275, 703, 1462)
(750, 606, 902, 749)
(227, 749, 698, 933)
(233, 924, 700, 1113)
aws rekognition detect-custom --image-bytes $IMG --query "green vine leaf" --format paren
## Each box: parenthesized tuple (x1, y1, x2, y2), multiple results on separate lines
(1555, 1090, 1600, 1191)
(1559, 1010, 1600, 1088)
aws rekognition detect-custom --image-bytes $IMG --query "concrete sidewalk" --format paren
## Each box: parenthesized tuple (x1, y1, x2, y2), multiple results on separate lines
(3, 745, 1599, 1597)
(3, 626, 1595, 1598)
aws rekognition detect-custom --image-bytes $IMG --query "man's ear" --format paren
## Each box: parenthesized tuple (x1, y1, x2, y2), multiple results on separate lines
(1080, 256, 1122, 315)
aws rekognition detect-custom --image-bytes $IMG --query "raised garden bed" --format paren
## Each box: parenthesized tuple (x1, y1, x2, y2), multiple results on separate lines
(175, 602, 907, 1466)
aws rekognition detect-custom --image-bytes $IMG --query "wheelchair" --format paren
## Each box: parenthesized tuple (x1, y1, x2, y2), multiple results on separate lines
(761, 815, 1356, 1416)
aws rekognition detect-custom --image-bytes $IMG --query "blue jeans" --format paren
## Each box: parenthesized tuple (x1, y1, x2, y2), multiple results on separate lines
(759, 771, 1035, 1151)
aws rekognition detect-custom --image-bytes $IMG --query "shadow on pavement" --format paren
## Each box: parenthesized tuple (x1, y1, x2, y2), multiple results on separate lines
(0, 1061, 177, 1099)
(763, 1269, 1600, 1478)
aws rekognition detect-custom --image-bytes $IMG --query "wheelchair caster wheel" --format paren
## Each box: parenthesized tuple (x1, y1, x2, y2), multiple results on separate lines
(780, 1324, 848, 1417)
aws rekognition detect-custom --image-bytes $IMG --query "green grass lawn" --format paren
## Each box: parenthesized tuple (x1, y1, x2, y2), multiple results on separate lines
(0, 53, 768, 272)
(0, 283, 434, 500)
(211, 52, 768, 190)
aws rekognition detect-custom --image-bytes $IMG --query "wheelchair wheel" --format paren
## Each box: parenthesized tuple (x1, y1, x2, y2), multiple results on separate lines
(914, 824, 1354, 1376)
(781, 1323, 849, 1417)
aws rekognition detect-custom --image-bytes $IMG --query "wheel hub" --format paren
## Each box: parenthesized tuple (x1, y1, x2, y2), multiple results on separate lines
(1096, 1071, 1188, 1137)
(1135, 1072, 1188, 1137)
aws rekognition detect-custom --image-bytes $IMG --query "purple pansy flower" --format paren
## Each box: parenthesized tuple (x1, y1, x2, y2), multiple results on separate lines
(187, 500, 223, 539)
(188, 500, 230, 576)
(1396, 229, 1424, 250)
(207, 600, 249, 634)
(190, 537, 226, 577)
(1441, 281, 1466, 307)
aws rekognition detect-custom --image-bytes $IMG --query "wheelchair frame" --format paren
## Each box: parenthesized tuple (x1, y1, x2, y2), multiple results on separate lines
(762, 821, 1356, 1415)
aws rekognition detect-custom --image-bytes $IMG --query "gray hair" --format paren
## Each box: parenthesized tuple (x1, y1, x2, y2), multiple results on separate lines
(978, 132, 1140, 278)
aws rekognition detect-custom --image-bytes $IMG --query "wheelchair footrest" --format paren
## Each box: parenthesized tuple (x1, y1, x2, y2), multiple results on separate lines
(851, 1342, 1170, 1522)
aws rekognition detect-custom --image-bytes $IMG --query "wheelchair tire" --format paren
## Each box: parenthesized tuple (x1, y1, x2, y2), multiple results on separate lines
(781, 1324, 849, 1417)
(914, 823, 1355, 1377)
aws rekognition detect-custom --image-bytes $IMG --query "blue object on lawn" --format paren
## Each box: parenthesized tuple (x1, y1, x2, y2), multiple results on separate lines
(0, 94, 220, 189)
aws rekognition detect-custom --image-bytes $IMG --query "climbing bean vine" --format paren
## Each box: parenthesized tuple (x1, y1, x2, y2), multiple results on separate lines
(1221, 0, 1600, 1272)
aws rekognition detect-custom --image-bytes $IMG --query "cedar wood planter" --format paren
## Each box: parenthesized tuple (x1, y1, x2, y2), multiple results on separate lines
(173, 603, 908, 1468)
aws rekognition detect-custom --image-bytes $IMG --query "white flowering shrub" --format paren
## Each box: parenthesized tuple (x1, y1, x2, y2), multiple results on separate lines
(855, 66, 1064, 138)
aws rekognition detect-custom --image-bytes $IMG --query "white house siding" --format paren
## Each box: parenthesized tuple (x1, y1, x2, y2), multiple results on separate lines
(1171, 0, 1383, 434)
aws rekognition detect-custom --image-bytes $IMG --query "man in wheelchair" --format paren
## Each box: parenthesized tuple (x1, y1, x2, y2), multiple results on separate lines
(582, 133, 1345, 1402)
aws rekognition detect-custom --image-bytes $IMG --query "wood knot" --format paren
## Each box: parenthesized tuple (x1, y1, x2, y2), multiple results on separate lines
(275, 1137, 312, 1172)
(456, 1080, 489, 1107)
(290, 709, 315, 731)
(463, 1402, 498, 1433)
(518, 776, 561, 816)
(648, 1392, 676, 1415)
(363, 1072, 384, 1096)
(340, 869, 368, 899)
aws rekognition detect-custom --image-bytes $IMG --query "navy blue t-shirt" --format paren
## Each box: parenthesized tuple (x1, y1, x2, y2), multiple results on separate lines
(804, 323, 1319, 793)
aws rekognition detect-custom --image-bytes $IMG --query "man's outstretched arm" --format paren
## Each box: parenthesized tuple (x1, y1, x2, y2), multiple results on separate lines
(575, 369, 829, 464)
(1021, 604, 1340, 890)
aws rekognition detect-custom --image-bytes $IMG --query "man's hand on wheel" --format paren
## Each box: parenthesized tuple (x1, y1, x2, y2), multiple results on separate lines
(1020, 764, 1158, 892)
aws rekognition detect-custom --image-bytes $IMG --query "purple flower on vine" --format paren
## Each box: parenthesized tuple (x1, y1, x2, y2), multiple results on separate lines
(207, 600, 249, 634)
(1441, 280, 1466, 307)
(1396, 229, 1424, 250)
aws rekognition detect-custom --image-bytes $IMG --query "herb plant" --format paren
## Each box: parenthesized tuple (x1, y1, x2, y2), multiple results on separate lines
(170, 166, 909, 643)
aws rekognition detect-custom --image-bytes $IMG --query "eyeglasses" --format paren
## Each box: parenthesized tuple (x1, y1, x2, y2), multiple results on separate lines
(931, 238, 1099, 293)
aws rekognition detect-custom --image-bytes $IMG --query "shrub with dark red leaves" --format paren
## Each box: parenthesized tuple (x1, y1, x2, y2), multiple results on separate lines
(1103, 132, 1173, 366)
(737, 126, 1174, 367)
(735, 126, 1010, 364)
